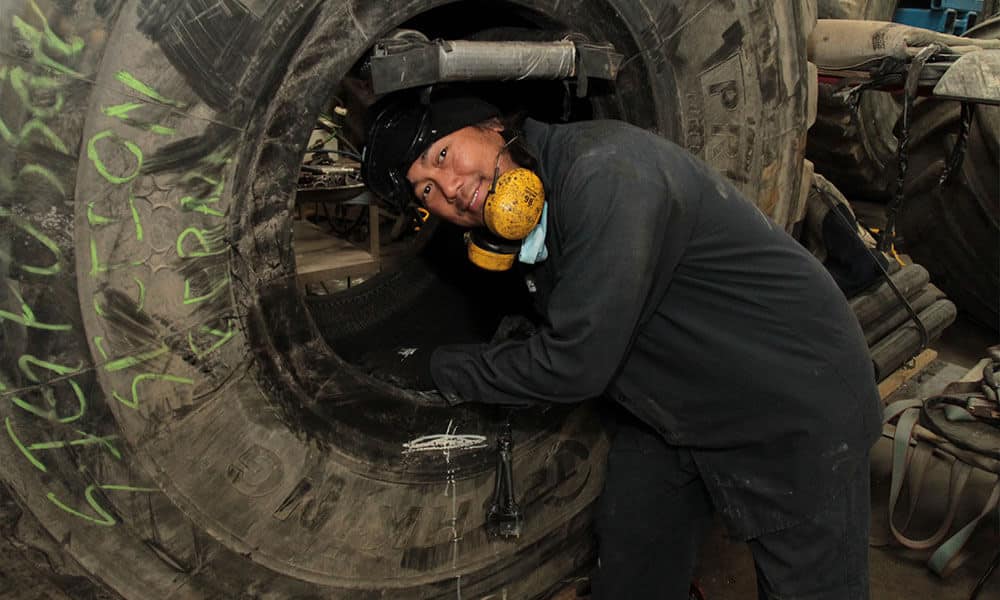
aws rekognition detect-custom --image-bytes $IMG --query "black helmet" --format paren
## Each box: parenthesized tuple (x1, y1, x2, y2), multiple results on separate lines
(361, 93, 500, 212)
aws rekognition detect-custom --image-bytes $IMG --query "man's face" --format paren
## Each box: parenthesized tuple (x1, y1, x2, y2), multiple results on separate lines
(406, 123, 515, 228)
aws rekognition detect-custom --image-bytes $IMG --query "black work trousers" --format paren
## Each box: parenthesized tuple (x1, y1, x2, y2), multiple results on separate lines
(590, 410, 872, 600)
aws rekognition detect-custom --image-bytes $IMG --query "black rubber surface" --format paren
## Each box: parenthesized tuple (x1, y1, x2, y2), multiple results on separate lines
(809, 0, 902, 203)
(898, 18, 1000, 331)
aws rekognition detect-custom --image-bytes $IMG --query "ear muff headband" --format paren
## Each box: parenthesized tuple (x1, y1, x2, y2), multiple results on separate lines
(484, 168, 545, 241)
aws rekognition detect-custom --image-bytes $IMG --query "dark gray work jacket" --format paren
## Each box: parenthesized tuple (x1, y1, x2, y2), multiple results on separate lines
(430, 119, 882, 539)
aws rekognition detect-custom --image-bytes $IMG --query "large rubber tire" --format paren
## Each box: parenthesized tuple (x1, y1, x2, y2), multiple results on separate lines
(897, 17, 1000, 331)
(809, 0, 902, 203)
(0, 1, 815, 598)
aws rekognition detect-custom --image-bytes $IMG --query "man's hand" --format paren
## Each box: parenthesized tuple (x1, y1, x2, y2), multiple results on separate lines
(409, 389, 465, 407)
(491, 314, 539, 344)
(429, 338, 537, 408)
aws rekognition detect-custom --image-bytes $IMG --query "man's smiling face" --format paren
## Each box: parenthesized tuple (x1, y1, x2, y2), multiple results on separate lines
(405, 123, 516, 228)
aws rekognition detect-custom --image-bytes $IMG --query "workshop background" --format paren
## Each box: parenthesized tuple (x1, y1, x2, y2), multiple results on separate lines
(0, 0, 997, 599)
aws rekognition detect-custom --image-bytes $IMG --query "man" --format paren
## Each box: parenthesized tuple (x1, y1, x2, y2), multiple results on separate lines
(361, 92, 882, 599)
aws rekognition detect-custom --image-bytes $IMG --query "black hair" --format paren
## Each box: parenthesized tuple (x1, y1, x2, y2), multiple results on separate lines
(496, 111, 539, 171)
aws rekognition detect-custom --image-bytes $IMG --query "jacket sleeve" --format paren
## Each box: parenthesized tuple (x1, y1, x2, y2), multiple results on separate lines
(430, 154, 690, 405)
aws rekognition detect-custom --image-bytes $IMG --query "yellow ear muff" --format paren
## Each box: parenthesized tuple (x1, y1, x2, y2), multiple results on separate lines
(466, 230, 520, 271)
(483, 168, 545, 241)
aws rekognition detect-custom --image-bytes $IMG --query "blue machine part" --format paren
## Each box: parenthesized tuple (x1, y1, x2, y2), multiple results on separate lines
(894, 0, 984, 35)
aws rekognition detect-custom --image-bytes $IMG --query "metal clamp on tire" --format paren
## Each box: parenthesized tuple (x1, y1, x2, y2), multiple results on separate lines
(368, 29, 623, 95)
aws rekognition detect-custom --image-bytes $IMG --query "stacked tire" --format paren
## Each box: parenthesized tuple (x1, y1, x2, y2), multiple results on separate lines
(810, 2, 998, 330)
(898, 18, 1000, 330)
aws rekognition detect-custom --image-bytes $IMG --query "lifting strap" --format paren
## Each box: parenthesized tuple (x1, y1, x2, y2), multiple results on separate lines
(881, 396, 1000, 576)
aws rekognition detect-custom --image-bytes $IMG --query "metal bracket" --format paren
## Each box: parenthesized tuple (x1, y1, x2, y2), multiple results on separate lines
(369, 32, 623, 95)
(486, 421, 522, 539)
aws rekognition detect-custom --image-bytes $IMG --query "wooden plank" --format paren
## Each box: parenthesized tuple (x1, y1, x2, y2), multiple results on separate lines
(296, 248, 373, 273)
(295, 233, 358, 254)
(293, 219, 378, 285)
(878, 348, 938, 401)
(293, 220, 355, 253)
(296, 260, 377, 285)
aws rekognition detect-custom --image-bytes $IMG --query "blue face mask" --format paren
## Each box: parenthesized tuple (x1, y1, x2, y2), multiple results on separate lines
(518, 202, 548, 264)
